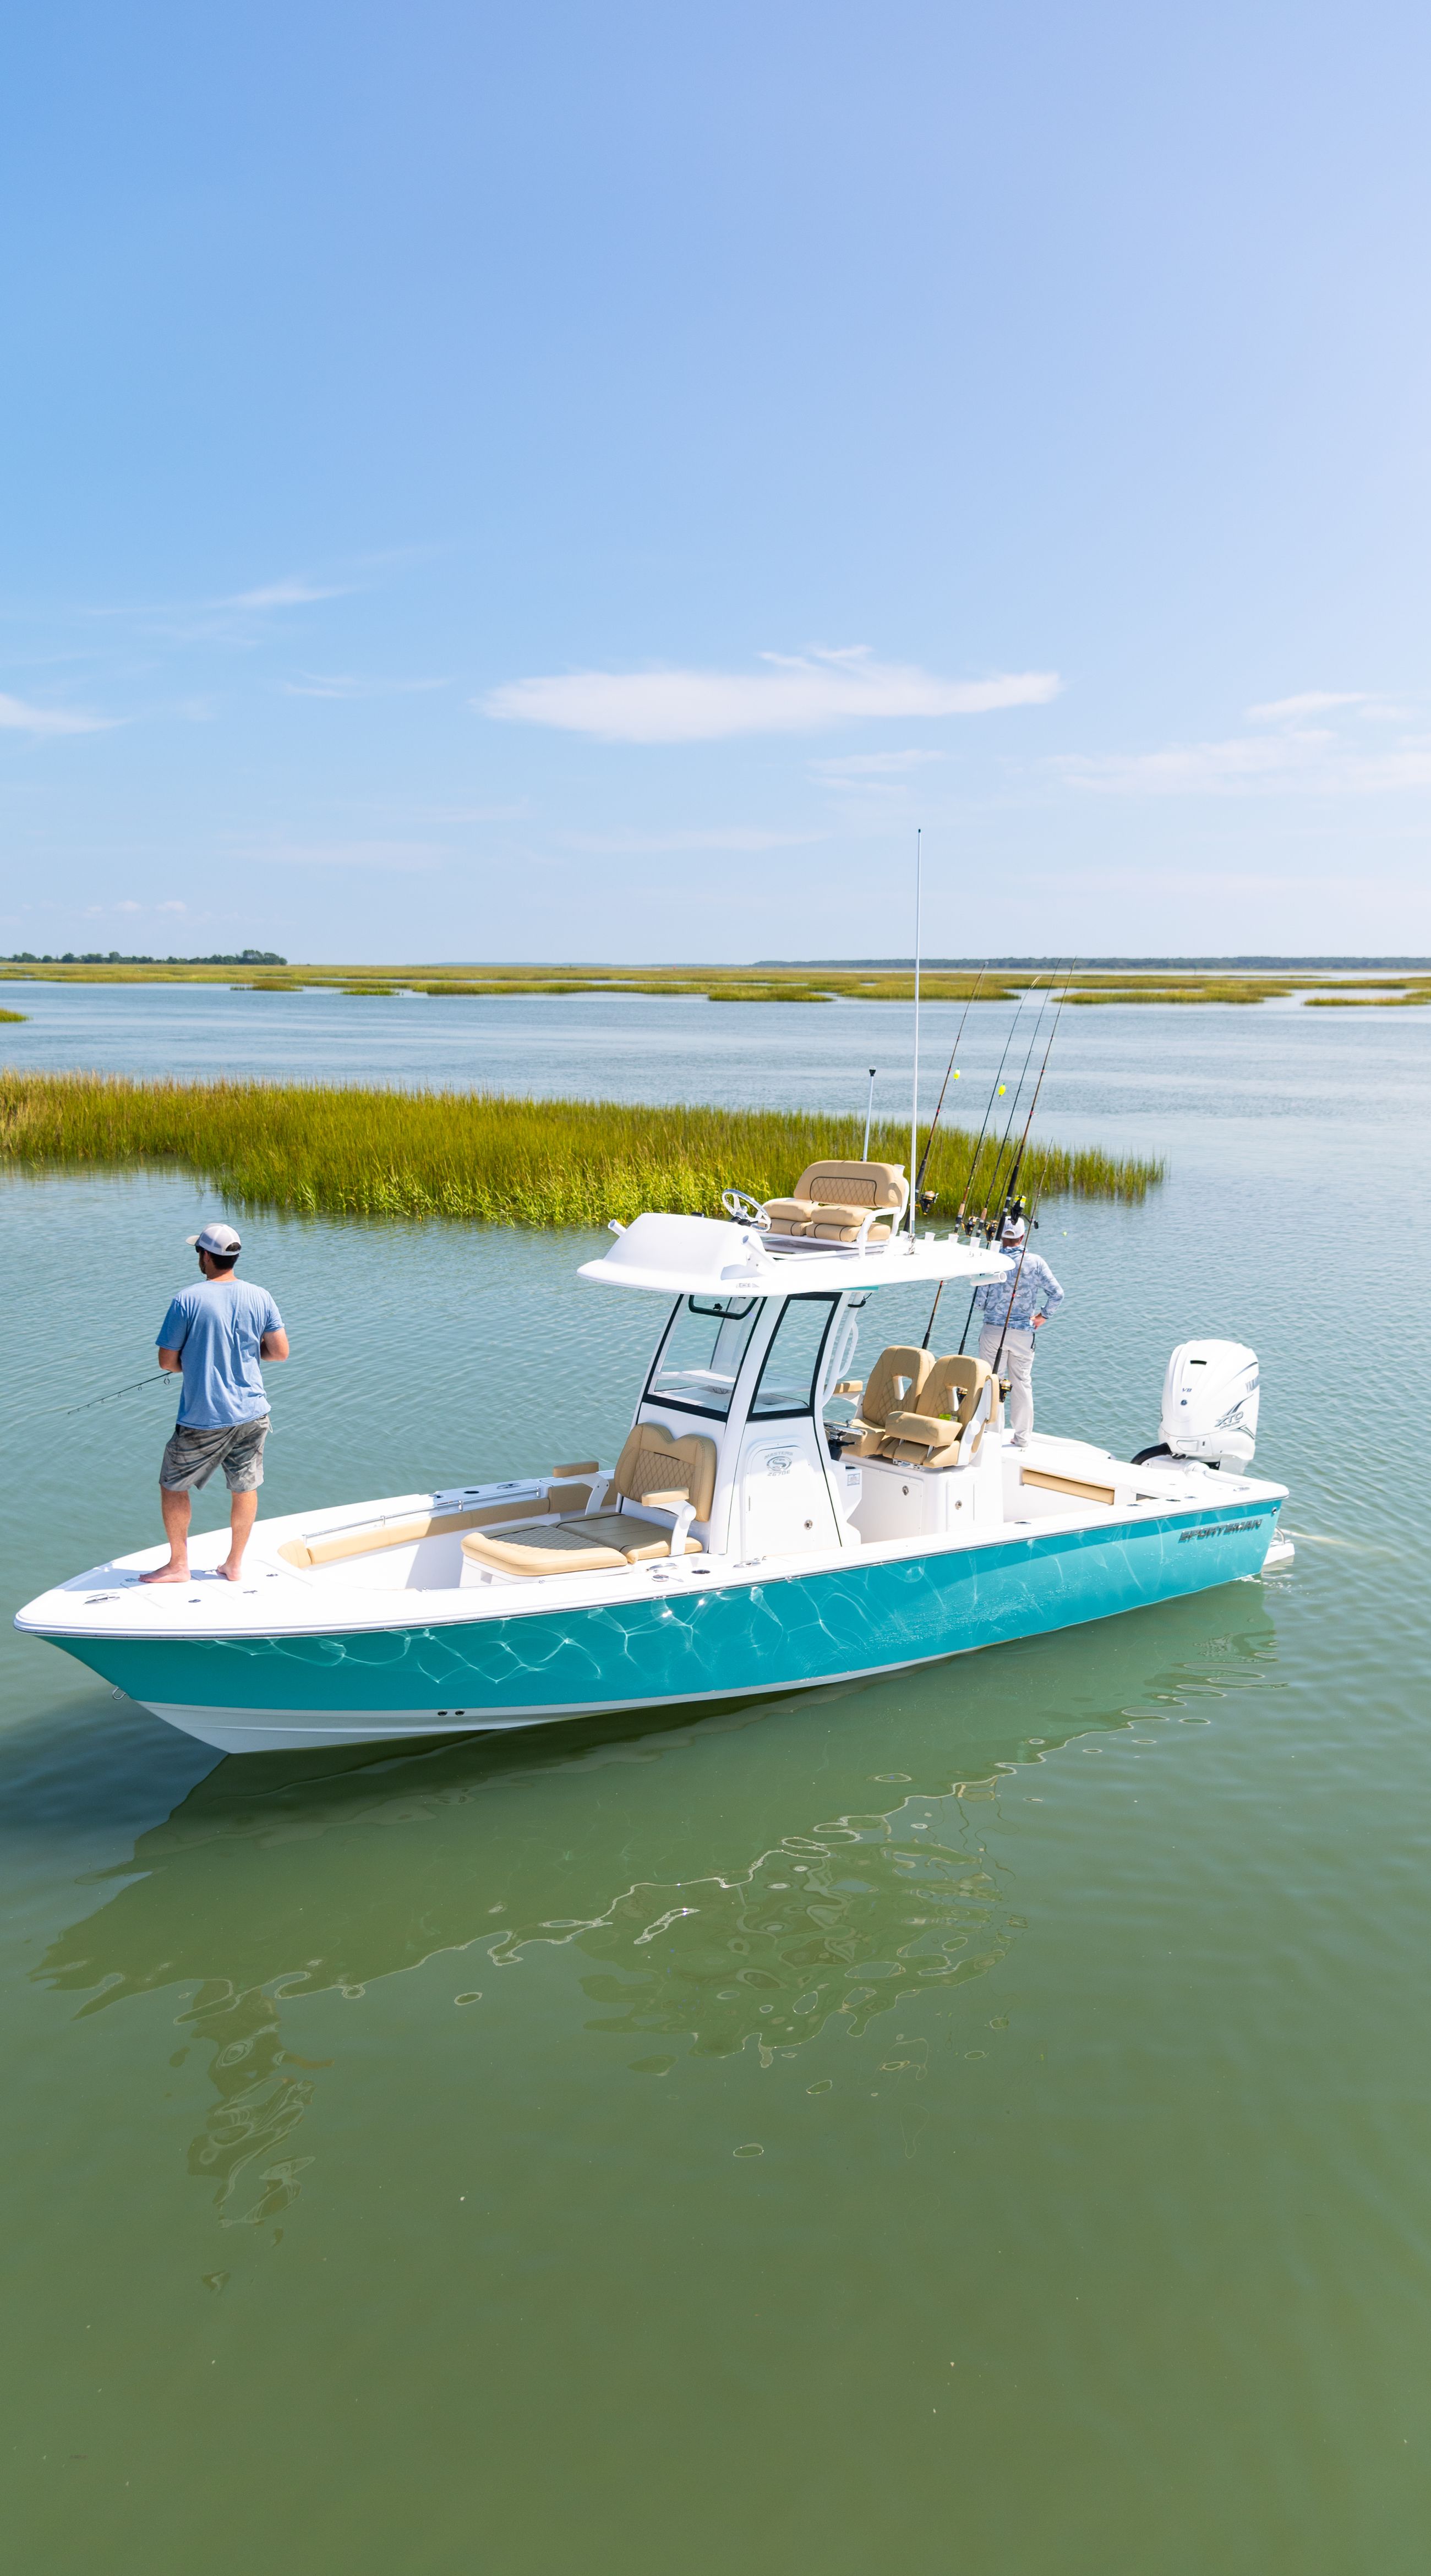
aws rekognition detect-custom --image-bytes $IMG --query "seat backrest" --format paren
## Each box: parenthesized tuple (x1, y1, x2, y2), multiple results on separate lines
(613, 1421, 718, 1521)
(859, 1345, 933, 1427)
(921, 1355, 992, 1430)
(792, 1160, 908, 1213)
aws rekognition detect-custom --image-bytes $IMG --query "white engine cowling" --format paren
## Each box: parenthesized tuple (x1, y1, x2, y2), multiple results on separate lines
(1158, 1339, 1260, 1469)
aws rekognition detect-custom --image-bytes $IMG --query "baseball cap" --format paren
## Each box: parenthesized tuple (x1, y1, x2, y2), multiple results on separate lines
(187, 1222, 242, 1254)
(999, 1216, 1027, 1242)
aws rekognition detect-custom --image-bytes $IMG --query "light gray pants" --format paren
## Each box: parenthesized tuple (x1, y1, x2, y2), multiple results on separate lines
(979, 1322, 1036, 1436)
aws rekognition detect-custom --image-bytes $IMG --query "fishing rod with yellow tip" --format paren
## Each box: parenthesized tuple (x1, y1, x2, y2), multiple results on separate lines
(974, 973, 1063, 1234)
(995, 969, 1074, 1233)
(920, 979, 1048, 1352)
(957, 983, 1070, 1357)
(927, 973, 1069, 1355)
(909, 964, 988, 1216)
(978, 964, 1072, 1237)
(950, 978, 1043, 1234)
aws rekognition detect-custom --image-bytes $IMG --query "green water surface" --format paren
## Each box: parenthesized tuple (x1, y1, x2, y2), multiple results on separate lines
(2, 1001, 1428, 2573)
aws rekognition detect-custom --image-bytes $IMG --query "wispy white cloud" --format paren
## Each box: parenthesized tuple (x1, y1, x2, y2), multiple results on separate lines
(559, 825, 818, 854)
(811, 746, 947, 799)
(79, 897, 188, 917)
(1061, 714, 1431, 798)
(812, 748, 947, 778)
(281, 672, 450, 700)
(0, 690, 114, 736)
(482, 647, 1061, 744)
(222, 577, 349, 610)
(247, 837, 446, 871)
(1245, 690, 1371, 723)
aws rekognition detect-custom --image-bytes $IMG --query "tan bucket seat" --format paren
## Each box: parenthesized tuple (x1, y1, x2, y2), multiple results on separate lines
(836, 1345, 934, 1457)
(760, 1160, 908, 1245)
(880, 1355, 996, 1469)
(461, 1422, 718, 1579)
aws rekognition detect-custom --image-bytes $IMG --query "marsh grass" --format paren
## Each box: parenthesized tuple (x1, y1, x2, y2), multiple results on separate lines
(6, 960, 1431, 1006)
(0, 1072, 1162, 1225)
(0, 1008, 26, 1023)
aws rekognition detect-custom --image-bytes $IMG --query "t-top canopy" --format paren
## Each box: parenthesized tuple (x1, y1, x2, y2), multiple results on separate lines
(577, 1211, 1011, 1298)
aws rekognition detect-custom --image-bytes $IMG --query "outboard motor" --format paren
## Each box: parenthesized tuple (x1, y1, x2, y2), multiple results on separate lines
(1134, 1339, 1260, 1470)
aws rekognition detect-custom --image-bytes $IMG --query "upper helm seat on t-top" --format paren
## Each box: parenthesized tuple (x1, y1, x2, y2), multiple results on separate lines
(759, 1160, 909, 1245)
(460, 1422, 718, 1580)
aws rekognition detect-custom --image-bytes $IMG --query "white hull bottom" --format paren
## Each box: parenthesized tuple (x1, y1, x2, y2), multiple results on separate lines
(141, 1658, 920, 1755)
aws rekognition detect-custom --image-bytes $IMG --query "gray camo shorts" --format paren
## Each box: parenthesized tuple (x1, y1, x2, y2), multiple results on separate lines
(160, 1415, 271, 1493)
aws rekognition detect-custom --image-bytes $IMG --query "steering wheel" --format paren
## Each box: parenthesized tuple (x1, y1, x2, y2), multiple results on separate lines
(721, 1188, 772, 1229)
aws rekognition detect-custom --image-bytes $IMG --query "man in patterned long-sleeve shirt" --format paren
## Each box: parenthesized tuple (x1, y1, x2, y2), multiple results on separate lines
(971, 1214, 1064, 1443)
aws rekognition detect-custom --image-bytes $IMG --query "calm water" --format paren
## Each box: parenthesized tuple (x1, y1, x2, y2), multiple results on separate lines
(3, 993, 1429, 2574)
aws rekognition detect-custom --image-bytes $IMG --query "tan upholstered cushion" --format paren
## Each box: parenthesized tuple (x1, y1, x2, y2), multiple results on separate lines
(462, 1511, 701, 1578)
(793, 1160, 907, 1211)
(921, 1355, 991, 1428)
(462, 1522, 629, 1577)
(882, 1409, 948, 1445)
(805, 1204, 895, 1242)
(618, 1529, 702, 1562)
(857, 1345, 933, 1430)
(280, 1499, 545, 1570)
(760, 1198, 816, 1232)
(878, 1357, 995, 1466)
(611, 1422, 717, 1522)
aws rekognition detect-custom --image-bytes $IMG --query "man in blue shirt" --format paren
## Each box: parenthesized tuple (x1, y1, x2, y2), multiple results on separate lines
(971, 1211, 1064, 1444)
(141, 1222, 290, 1585)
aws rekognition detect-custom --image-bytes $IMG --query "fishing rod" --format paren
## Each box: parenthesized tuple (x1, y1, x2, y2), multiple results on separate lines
(906, 827, 922, 1241)
(995, 970, 1073, 1232)
(992, 1163, 1054, 1382)
(64, 1371, 171, 1418)
(932, 973, 1069, 1355)
(860, 1068, 877, 1159)
(976, 969, 1064, 1229)
(911, 964, 987, 1210)
(976, 998, 1052, 1225)
(949, 981, 1039, 1233)
(6, 1369, 173, 1431)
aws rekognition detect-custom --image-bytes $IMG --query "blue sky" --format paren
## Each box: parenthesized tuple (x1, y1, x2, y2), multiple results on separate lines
(3, 0, 1429, 962)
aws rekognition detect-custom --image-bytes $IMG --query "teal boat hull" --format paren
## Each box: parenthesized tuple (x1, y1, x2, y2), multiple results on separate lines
(44, 1497, 1282, 1750)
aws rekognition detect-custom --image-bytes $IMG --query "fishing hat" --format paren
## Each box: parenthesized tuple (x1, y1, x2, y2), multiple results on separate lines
(188, 1222, 242, 1254)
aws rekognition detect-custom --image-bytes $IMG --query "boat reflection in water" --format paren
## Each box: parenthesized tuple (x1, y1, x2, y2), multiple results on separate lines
(37, 1588, 1281, 2228)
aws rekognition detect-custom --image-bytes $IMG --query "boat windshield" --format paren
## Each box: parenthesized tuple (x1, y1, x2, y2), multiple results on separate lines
(645, 1297, 761, 1420)
(749, 1294, 842, 1419)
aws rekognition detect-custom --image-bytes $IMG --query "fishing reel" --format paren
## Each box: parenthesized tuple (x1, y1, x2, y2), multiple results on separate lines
(998, 1194, 1037, 1237)
(915, 1188, 939, 1215)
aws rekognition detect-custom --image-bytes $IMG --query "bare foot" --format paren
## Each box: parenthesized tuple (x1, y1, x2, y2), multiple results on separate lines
(217, 1565, 246, 1582)
(140, 1564, 191, 1585)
